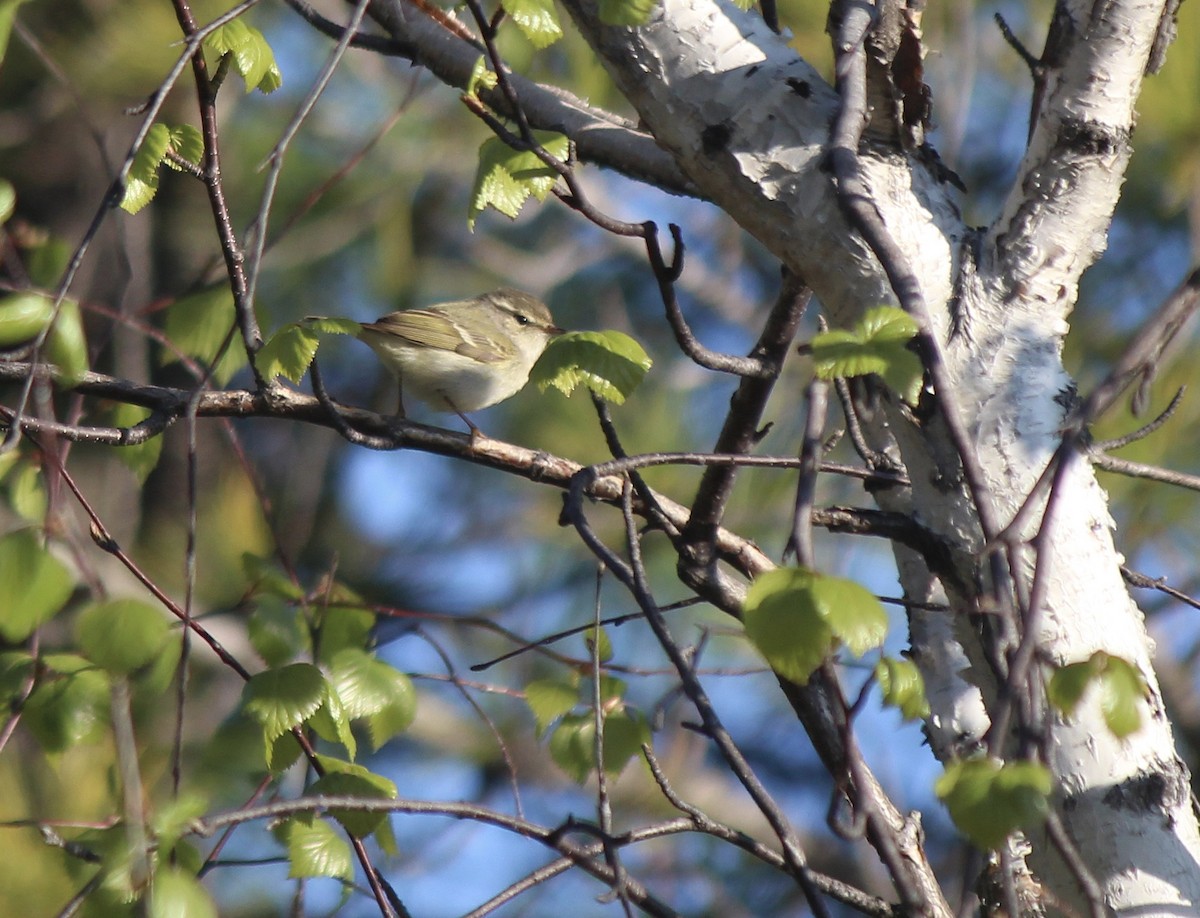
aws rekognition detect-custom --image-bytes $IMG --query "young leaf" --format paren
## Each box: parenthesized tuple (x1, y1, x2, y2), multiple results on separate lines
(308, 761, 397, 838)
(149, 866, 217, 918)
(0, 178, 12, 225)
(1049, 651, 1149, 739)
(468, 132, 569, 229)
(875, 657, 930, 721)
(0, 291, 53, 346)
(7, 459, 46, 522)
(279, 816, 353, 880)
(242, 662, 327, 746)
(531, 330, 652, 404)
(810, 305, 922, 404)
(24, 658, 110, 752)
(257, 323, 321, 384)
(307, 677, 357, 760)
(76, 599, 170, 674)
(43, 298, 88, 383)
(162, 125, 203, 172)
(108, 403, 164, 483)
(0, 528, 74, 641)
(163, 284, 247, 384)
(327, 648, 415, 729)
(121, 123, 171, 214)
(548, 707, 650, 782)
(203, 20, 283, 94)
(742, 568, 887, 685)
(597, 0, 656, 25)
(935, 758, 1052, 850)
(501, 0, 563, 48)
(525, 676, 579, 736)
(315, 605, 376, 666)
(248, 596, 309, 666)
(465, 55, 498, 97)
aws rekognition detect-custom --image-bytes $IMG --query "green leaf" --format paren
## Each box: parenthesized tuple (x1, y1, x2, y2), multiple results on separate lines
(327, 648, 415, 728)
(122, 123, 171, 214)
(935, 758, 1052, 850)
(0, 1, 31, 71)
(875, 657, 930, 721)
(502, 0, 563, 48)
(742, 567, 887, 684)
(597, 0, 656, 26)
(149, 866, 217, 918)
(0, 291, 53, 345)
(307, 677, 356, 760)
(585, 624, 613, 663)
(43, 297, 88, 383)
(525, 676, 579, 735)
(151, 793, 210, 855)
(1049, 651, 1148, 739)
(468, 132, 569, 230)
(76, 599, 171, 674)
(8, 459, 46, 522)
(531, 330, 652, 404)
(465, 55, 498, 98)
(243, 553, 306, 601)
(548, 707, 650, 782)
(242, 662, 327, 752)
(162, 125, 203, 172)
(24, 659, 110, 752)
(0, 178, 14, 224)
(257, 323, 319, 384)
(248, 596, 308, 667)
(810, 305, 922, 404)
(26, 236, 70, 289)
(109, 402, 164, 483)
(308, 760, 397, 838)
(203, 20, 282, 94)
(0, 528, 74, 641)
(302, 316, 361, 336)
(163, 284, 247, 385)
(314, 604, 374, 665)
(279, 816, 353, 880)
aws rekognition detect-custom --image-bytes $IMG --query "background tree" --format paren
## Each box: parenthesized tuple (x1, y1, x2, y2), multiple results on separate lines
(1, 0, 1200, 915)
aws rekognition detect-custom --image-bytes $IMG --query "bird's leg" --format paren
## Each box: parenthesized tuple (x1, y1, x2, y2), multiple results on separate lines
(396, 379, 407, 419)
(442, 394, 482, 440)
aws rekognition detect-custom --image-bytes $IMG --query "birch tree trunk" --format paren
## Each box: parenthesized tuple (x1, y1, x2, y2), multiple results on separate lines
(542, 0, 1200, 910)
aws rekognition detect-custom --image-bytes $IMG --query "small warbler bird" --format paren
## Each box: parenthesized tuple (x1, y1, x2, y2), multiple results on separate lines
(358, 288, 563, 434)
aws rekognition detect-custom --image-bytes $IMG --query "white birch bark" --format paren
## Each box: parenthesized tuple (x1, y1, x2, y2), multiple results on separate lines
(556, 0, 1200, 910)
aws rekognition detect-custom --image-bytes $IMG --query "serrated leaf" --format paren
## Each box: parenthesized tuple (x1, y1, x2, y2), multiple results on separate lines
(281, 816, 353, 880)
(24, 663, 110, 752)
(257, 323, 320, 384)
(122, 123, 171, 214)
(811, 305, 922, 404)
(327, 648, 415, 726)
(248, 596, 308, 666)
(242, 662, 327, 748)
(149, 866, 217, 918)
(301, 316, 361, 337)
(531, 330, 652, 404)
(163, 125, 203, 171)
(204, 20, 283, 94)
(308, 763, 397, 838)
(597, 0, 656, 25)
(465, 55, 498, 97)
(875, 657, 930, 720)
(0, 178, 14, 224)
(43, 298, 88, 383)
(307, 678, 356, 760)
(0, 529, 74, 641)
(0, 291, 53, 345)
(743, 567, 887, 685)
(549, 712, 595, 783)
(935, 758, 1052, 850)
(163, 284, 247, 384)
(502, 0, 563, 47)
(525, 676, 578, 735)
(585, 624, 613, 663)
(151, 793, 210, 854)
(76, 599, 170, 674)
(108, 403, 164, 483)
(810, 573, 888, 655)
(468, 132, 569, 230)
(243, 553, 306, 601)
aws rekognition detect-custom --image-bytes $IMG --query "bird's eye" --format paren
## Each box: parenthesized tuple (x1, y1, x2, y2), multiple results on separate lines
(515, 314, 532, 326)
